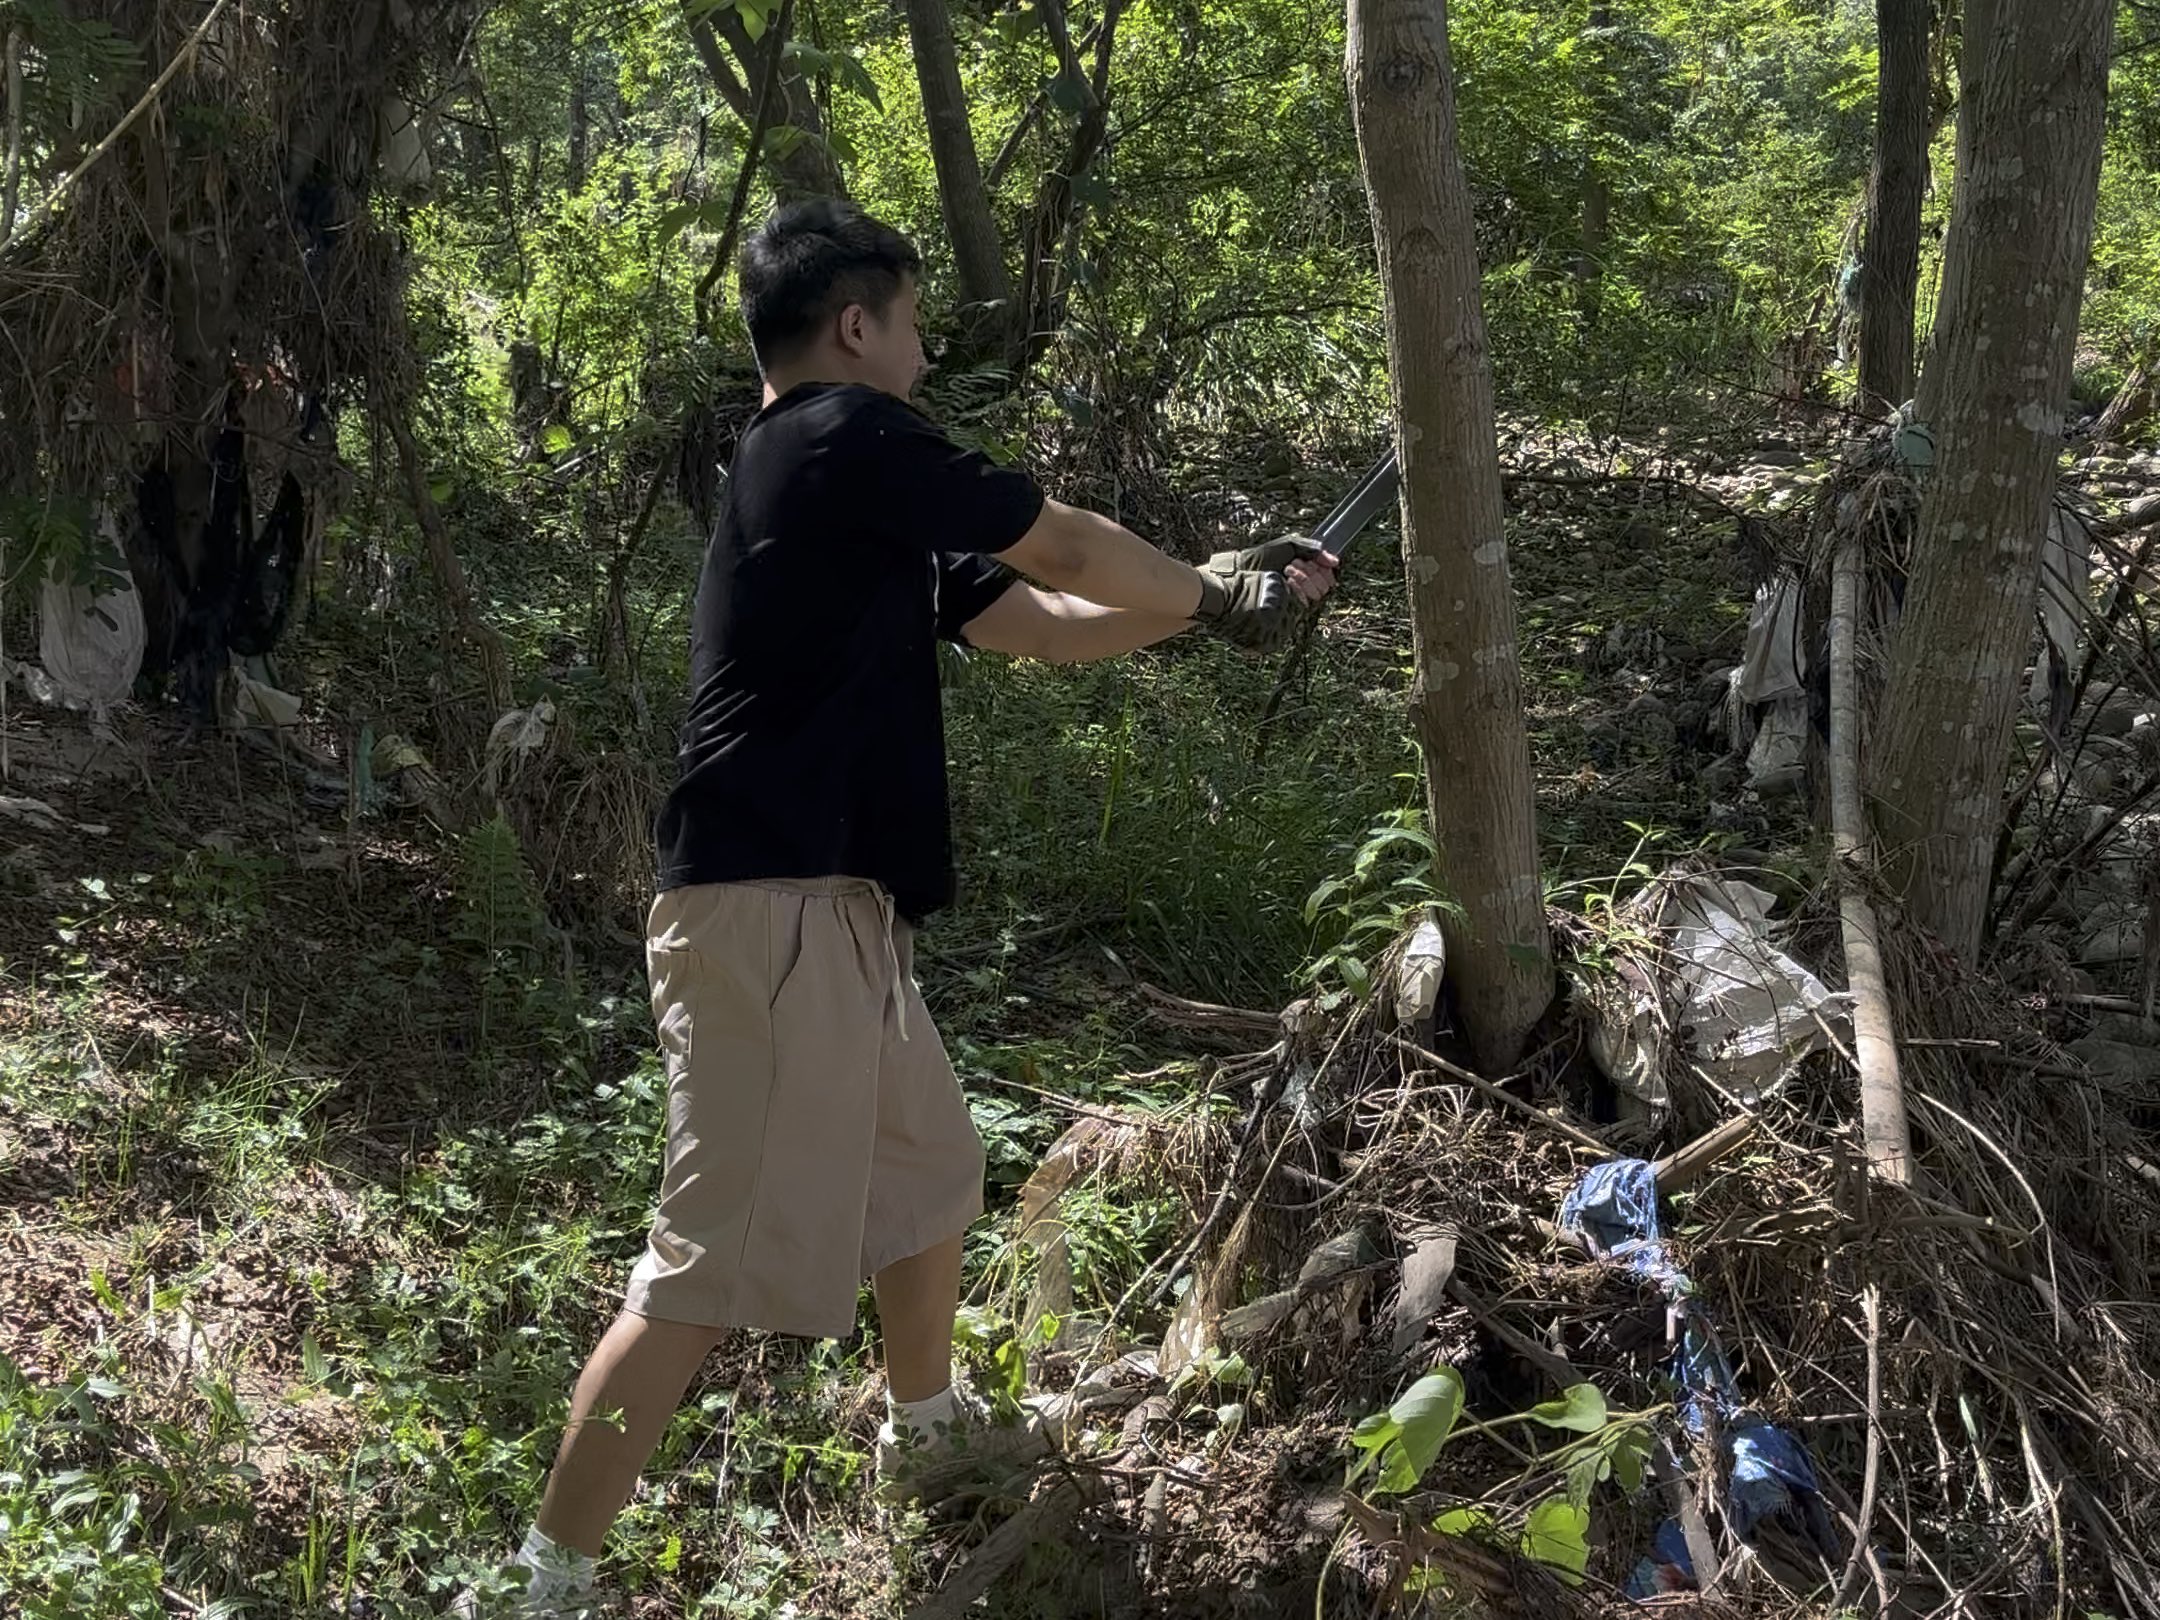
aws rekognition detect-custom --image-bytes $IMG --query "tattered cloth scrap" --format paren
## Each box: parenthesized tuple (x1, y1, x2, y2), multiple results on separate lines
(1558, 1158, 1839, 1597)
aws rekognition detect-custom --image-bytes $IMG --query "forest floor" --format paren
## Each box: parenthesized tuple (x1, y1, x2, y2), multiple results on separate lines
(6, 427, 2159, 1619)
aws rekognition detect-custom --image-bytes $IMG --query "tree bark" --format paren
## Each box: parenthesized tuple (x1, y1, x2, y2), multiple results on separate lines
(900, 0, 1012, 345)
(1011, 0, 1125, 380)
(568, 50, 591, 191)
(2093, 356, 2157, 448)
(2, 28, 22, 246)
(683, 4, 845, 201)
(1857, 0, 1930, 414)
(1574, 4, 1609, 292)
(1872, 0, 2113, 962)
(1346, 0, 1553, 1070)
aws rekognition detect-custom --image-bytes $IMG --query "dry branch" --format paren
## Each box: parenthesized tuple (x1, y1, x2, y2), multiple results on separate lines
(1831, 520, 1912, 1182)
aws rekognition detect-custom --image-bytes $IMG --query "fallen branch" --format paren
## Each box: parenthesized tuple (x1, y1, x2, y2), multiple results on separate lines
(1830, 1282, 1886, 1614)
(1830, 520, 1912, 1183)
(1137, 983, 1280, 1039)
(900, 1476, 1092, 1620)
(902, 1396, 1165, 1620)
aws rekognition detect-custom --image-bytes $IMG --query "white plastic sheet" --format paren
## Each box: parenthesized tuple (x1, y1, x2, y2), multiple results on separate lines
(1394, 912, 1447, 1026)
(1586, 872, 1846, 1107)
(484, 698, 556, 797)
(34, 570, 144, 714)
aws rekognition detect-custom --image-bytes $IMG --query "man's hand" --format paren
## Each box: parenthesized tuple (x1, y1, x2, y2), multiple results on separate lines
(1192, 534, 1340, 652)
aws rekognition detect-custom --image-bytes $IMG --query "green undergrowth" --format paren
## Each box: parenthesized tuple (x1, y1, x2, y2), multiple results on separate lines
(0, 486, 1750, 1616)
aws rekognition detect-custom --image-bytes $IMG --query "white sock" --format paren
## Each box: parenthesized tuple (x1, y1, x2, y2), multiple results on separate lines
(886, 1383, 958, 1434)
(512, 1524, 595, 1596)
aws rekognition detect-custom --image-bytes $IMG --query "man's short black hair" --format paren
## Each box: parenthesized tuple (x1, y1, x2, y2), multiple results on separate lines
(739, 200, 923, 371)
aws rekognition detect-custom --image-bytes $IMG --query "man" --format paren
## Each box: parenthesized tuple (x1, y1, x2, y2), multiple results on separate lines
(456, 198, 1333, 1616)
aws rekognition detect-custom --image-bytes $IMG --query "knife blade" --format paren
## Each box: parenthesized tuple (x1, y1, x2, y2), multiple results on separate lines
(1311, 446, 1401, 560)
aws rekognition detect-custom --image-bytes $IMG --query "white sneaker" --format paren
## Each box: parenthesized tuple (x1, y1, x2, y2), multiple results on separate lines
(874, 1383, 1060, 1506)
(446, 1562, 602, 1618)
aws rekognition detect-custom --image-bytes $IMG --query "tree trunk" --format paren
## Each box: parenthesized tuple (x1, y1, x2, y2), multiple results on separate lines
(1857, 0, 1930, 414)
(1346, 0, 1553, 1070)
(1574, 4, 1609, 292)
(1872, 0, 2113, 962)
(568, 52, 591, 191)
(387, 405, 512, 715)
(1011, 0, 1126, 380)
(2093, 356, 2157, 448)
(685, 4, 845, 201)
(900, 0, 1012, 353)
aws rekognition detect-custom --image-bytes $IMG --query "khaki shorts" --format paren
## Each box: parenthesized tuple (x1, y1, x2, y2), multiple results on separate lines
(623, 879, 985, 1340)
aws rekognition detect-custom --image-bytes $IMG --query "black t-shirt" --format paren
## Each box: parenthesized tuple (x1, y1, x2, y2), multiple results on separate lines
(654, 382, 1040, 923)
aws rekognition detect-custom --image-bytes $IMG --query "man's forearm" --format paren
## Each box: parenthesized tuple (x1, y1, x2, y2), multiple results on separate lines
(1030, 594, 1191, 663)
(1000, 499, 1206, 618)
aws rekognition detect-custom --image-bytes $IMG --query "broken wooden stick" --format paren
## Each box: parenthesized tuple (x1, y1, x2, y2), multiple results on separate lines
(1653, 1113, 1758, 1194)
(1830, 522, 1913, 1184)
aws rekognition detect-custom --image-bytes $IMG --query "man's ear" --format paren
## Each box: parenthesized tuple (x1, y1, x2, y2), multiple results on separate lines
(835, 303, 870, 357)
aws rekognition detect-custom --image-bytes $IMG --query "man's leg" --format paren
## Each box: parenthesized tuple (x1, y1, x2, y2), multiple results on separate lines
(532, 1311, 726, 1558)
(872, 1232, 965, 1402)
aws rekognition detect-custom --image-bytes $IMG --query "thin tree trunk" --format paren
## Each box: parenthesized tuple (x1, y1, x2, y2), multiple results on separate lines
(1011, 0, 1125, 379)
(568, 52, 591, 191)
(2, 28, 23, 245)
(1574, 4, 1609, 292)
(2093, 356, 2157, 447)
(900, 0, 1012, 346)
(1858, 0, 1930, 414)
(1346, 0, 1553, 1070)
(387, 406, 512, 714)
(682, 3, 845, 201)
(1872, 0, 2114, 962)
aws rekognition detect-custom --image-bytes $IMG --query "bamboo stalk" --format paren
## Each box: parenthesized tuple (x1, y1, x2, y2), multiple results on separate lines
(1, 0, 234, 258)
(1832, 524, 1913, 1184)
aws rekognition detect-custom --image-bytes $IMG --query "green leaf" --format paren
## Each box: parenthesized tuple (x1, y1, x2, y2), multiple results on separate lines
(1526, 1383, 1608, 1434)
(1563, 1445, 1602, 1511)
(1522, 1498, 1590, 1583)
(1046, 68, 1090, 115)
(1071, 167, 1114, 209)
(656, 200, 712, 248)
(739, 0, 768, 42)
(994, 5, 1042, 44)
(1432, 1505, 1493, 1537)
(1371, 1368, 1464, 1495)
(1340, 955, 1373, 1000)
(835, 52, 885, 112)
(1604, 1422, 1652, 1493)
(540, 423, 575, 455)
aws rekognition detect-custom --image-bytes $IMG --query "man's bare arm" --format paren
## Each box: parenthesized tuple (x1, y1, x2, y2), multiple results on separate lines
(961, 553, 1341, 664)
(958, 584, 1191, 664)
(996, 499, 1208, 618)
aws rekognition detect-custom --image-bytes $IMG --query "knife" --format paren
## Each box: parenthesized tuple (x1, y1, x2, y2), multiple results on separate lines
(1311, 445, 1401, 560)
